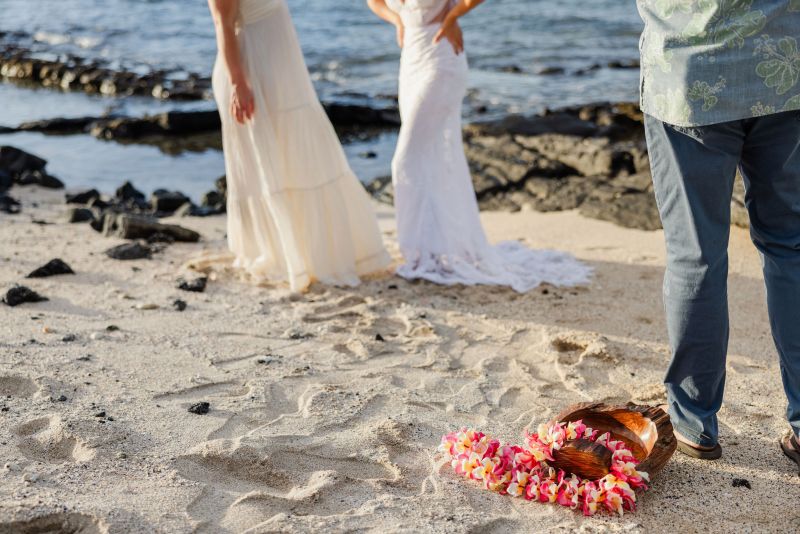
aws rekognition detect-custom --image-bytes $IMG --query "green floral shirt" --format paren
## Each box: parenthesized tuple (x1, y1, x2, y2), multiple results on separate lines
(637, 0, 800, 126)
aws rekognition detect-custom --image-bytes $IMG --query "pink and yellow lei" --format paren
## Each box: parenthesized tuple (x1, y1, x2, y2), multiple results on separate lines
(438, 421, 650, 516)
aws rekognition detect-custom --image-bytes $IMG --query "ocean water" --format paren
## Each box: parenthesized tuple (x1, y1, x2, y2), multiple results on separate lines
(1, 0, 644, 197)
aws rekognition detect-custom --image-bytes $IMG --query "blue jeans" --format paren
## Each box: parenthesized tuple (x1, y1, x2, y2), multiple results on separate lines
(645, 111, 800, 446)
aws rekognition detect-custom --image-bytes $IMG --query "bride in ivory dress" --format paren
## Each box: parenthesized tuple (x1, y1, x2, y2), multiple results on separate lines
(366, 0, 592, 292)
(207, 0, 390, 291)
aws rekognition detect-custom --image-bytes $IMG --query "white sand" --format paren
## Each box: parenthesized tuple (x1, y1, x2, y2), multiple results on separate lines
(1, 186, 798, 533)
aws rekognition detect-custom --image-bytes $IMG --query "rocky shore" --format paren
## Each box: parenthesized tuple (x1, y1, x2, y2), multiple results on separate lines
(0, 31, 211, 100)
(368, 102, 749, 232)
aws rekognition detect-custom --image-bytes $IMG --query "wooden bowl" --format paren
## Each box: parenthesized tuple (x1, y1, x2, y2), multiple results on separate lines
(548, 402, 677, 480)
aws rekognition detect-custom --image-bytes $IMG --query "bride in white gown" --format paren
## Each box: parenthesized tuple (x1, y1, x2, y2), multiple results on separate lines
(367, 0, 592, 292)
(208, 0, 390, 291)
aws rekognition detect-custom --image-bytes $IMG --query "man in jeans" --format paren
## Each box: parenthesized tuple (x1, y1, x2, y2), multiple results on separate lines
(636, 1, 800, 465)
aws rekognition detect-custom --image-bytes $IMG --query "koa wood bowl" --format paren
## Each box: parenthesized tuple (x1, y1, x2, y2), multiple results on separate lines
(548, 402, 677, 480)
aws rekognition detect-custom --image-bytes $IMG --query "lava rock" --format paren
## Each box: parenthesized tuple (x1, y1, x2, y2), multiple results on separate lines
(115, 181, 145, 202)
(65, 189, 101, 205)
(105, 242, 152, 260)
(0, 146, 47, 177)
(151, 189, 191, 213)
(66, 207, 95, 223)
(27, 258, 75, 278)
(16, 116, 99, 134)
(172, 299, 187, 312)
(3, 285, 48, 307)
(102, 213, 200, 242)
(177, 277, 207, 293)
(16, 169, 62, 192)
(0, 169, 12, 191)
(188, 402, 210, 415)
(201, 190, 225, 210)
(0, 194, 21, 214)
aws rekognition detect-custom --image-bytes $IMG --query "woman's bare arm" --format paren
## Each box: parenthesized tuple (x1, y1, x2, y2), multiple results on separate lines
(434, 0, 486, 54)
(366, 0, 405, 47)
(208, 0, 254, 123)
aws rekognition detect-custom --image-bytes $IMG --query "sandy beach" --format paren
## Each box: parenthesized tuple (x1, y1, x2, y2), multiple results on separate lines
(1, 185, 798, 533)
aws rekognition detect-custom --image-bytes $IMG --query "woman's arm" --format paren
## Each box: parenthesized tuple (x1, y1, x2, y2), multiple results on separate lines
(434, 0, 486, 54)
(366, 0, 404, 47)
(208, 0, 255, 123)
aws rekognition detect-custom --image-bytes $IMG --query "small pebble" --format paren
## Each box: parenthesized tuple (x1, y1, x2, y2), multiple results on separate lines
(732, 478, 751, 489)
(172, 299, 187, 312)
(135, 303, 159, 310)
(375, 333, 385, 342)
(188, 402, 210, 415)
(61, 334, 77, 342)
(57, 395, 67, 402)
(94, 411, 106, 418)
(106, 325, 120, 332)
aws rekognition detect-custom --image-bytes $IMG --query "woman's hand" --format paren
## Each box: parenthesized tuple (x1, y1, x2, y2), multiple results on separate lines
(231, 81, 255, 124)
(395, 20, 405, 48)
(433, 18, 464, 54)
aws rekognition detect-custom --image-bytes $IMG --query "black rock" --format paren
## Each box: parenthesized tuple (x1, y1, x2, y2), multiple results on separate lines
(16, 116, 99, 134)
(215, 175, 227, 196)
(101, 213, 200, 242)
(0, 194, 21, 214)
(172, 299, 187, 312)
(0, 169, 12, 191)
(537, 66, 566, 75)
(66, 207, 95, 223)
(177, 276, 207, 293)
(106, 325, 120, 332)
(732, 478, 752, 489)
(105, 242, 152, 260)
(61, 334, 77, 342)
(188, 401, 210, 415)
(145, 231, 175, 244)
(94, 411, 106, 418)
(57, 395, 68, 402)
(359, 151, 377, 159)
(3, 285, 48, 307)
(499, 65, 523, 73)
(608, 59, 640, 69)
(0, 146, 47, 177)
(66, 189, 101, 205)
(201, 190, 225, 209)
(115, 181, 145, 202)
(15, 169, 64, 189)
(150, 189, 190, 213)
(375, 333, 385, 342)
(27, 258, 75, 278)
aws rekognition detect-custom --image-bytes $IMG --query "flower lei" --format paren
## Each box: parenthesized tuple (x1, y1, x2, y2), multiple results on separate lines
(438, 420, 650, 516)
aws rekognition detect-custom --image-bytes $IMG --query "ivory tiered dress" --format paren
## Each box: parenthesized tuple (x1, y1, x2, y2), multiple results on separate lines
(212, 0, 390, 291)
(387, 0, 592, 292)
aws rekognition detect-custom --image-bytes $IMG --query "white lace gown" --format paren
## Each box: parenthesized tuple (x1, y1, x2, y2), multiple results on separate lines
(387, 0, 592, 292)
(212, 0, 390, 291)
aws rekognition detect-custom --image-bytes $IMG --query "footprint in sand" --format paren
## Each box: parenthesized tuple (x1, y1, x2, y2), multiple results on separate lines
(14, 415, 96, 464)
(301, 295, 366, 324)
(550, 332, 667, 405)
(0, 512, 108, 534)
(549, 332, 621, 399)
(175, 438, 397, 533)
(0, 375, 39, 398)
